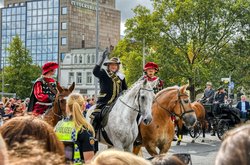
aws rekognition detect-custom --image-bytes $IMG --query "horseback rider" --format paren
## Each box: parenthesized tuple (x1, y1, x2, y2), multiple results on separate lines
(90, 49, 128, 131)
(142, 62, 164, 94)
(27, 62, 58, 116)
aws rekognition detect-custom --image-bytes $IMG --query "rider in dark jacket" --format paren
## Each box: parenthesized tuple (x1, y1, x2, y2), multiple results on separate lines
(201, 82, 215, 104)
(90, 49, 128, 130)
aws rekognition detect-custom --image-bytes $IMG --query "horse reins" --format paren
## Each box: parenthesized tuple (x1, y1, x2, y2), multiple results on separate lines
(155, 89, 194, 119)
(119, 88, 154, 114)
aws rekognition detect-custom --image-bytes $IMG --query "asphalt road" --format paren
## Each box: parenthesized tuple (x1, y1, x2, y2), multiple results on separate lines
(98, 133, 221, 165)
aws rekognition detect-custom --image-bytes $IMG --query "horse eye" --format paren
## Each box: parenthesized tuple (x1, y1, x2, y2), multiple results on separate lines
(183, 99, 189, 104)
(141, 96, 145, 100)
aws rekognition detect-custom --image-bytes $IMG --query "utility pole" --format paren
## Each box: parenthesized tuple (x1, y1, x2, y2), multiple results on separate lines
(94, 0, 100, 100)
(1, 57, 4, 98)
(142, 38, 145, 75)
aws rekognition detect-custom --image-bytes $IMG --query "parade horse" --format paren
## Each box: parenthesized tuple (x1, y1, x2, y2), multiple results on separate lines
(43, 82, 75, 127)
(133, 85, 197, 156)
(87, 79, 156, 152)
(175, 101, 207, 145)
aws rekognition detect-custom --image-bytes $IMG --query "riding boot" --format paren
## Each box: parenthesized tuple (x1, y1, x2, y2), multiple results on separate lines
(134, 127, 142, 146)
(134, 114, 142, 146)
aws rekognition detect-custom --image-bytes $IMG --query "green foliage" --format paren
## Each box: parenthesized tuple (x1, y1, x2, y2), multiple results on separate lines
(4, 36, 41, 99)
(116, 0, 250, 100)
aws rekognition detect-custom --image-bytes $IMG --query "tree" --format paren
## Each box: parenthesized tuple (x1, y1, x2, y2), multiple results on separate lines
(4, 36, 41, 99)
(115, 0, 250, 101)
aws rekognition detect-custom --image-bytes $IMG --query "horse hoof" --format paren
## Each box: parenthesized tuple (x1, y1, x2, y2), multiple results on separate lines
(177, 141, 181, 145)
(191, 140, 195, 143)
(202, 139, 205, 142)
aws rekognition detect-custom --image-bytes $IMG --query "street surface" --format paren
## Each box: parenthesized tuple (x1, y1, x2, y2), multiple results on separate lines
(99, 133, 221, 165)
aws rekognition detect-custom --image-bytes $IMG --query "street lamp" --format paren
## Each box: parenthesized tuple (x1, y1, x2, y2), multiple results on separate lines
(94, 0, 100, 100)
(1, 57, 5, 98)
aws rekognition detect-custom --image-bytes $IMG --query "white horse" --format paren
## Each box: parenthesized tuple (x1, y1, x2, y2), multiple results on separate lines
(87, 79, 156, 152)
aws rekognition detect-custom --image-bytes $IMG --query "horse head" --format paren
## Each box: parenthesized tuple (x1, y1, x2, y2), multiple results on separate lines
(54, 82, 75, 118)
(155, 84, 197, 127)
(135, 79, 155, 125)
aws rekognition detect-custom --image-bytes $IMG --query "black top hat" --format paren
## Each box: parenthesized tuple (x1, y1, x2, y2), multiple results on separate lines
(103, 57, 121, 66)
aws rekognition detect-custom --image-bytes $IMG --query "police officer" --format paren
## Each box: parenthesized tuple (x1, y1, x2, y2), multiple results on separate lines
(90, 49, 128, 131)
(55, 93, 95, 164)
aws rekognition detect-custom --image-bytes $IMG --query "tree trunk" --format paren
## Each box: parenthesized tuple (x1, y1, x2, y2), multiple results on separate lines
(188, 78, 196, 102)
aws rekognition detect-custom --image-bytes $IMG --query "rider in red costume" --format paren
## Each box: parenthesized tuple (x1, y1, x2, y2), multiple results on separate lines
(27, 62, 58, 116)
(142, 62, 164, 94)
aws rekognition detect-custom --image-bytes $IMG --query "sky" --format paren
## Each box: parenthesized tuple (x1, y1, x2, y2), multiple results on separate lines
(0, 0, 153, 35)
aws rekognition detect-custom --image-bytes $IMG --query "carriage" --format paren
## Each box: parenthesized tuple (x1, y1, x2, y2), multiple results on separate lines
(189, 101, 241, 140)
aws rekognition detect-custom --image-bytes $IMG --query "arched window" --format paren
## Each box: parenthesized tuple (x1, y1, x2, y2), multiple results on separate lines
(87, 54, 91, 64)
(79, 55, 83, 63)
(74, 55, 77, 64)
(92, 54, 95, 64)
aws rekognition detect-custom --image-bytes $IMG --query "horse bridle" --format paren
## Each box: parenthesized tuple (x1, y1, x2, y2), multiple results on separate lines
(155, 89, 194, 119)
(53, 94, 67, 119)
(119, 88, 154, 114)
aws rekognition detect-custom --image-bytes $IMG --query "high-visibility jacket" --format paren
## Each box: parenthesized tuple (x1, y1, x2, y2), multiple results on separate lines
(55, 119, 82, 165)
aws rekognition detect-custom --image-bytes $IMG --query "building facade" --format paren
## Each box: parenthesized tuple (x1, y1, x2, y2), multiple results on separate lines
(60, 48, 102, 97)
(1, 0, 120, 67)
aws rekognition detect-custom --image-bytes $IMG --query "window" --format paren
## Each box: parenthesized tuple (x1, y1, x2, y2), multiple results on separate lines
(87, 72, 92, 84)
(61, 7, 67, 15)
(92, 55, 95, 64)
(60, 53, 65, 62)
(74, 55, 77, 64)
(20, 2, 25, 6)
(87, 55, 91, 63)
(14, 3, 19, 7)
(77, 72, 82, 84)
(61, 22, 67, 30)
(61, 37, 67, 45)
(69, 72, 74, 84)
(8, 4, 13, 7)
(79, 55, 83, 63)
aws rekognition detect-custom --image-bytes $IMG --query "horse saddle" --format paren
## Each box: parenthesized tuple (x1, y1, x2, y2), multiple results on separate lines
(100, 102, 115, 128)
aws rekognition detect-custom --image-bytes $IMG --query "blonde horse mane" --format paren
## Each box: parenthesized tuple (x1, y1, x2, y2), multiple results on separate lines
(156, 85, 189, 98)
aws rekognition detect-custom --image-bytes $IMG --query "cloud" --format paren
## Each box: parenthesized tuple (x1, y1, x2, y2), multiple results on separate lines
(116, 0, 153, 35)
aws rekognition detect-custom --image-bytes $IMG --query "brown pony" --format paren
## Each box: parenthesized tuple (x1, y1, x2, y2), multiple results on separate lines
(43, 82, 75, 127)
(175, 101, 207, 145)
(133, 85, 197, 156)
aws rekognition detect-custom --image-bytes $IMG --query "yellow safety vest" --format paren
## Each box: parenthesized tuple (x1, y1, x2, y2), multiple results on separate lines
(55, 120, 82, 165)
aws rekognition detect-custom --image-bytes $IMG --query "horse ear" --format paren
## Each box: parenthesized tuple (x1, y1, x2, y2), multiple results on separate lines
(180, 84, 189, 94)
(57, 82, 64, 93)
(69, 82, 75, 92)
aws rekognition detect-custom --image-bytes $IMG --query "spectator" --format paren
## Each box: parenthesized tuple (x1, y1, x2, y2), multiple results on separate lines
(55, 93, 95, 164)
(87, 149, 151, 165)
(200, 82, 215, 104)
(0, 116, 64, 156)
(8, 140, 65, 165)
(151, 154, 186, 165)
(214, 86, 227, 104)
(4, 102, 13, 118)
(0, 134, 8, 165)
(236, 95, 250, 119)
(215, 124, 250, 165)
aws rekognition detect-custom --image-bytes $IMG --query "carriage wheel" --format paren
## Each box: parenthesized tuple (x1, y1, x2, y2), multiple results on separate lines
(216, 119, 229, 140)
(189, 121, 202, 139)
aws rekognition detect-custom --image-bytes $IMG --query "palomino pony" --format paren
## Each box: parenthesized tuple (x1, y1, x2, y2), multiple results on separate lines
(87, 79, 156, 152)
(133, 85, 197, 156)
(43, 82, 75, 127)
(175, 101, 207, 145)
